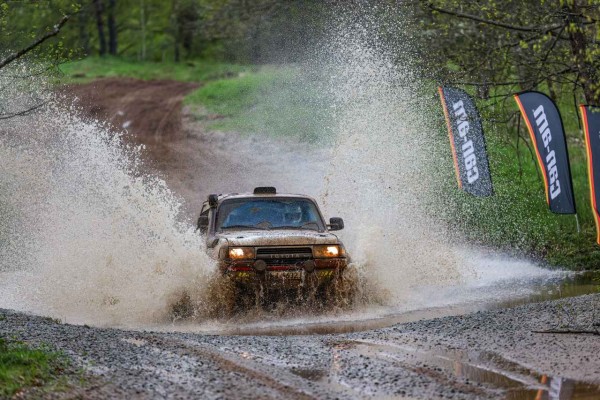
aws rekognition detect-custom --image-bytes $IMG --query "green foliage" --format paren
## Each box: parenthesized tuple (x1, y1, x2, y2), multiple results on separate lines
(420, 0, 600, 105)
(0, 338, 70, 397)
(1, 0, 330, 64)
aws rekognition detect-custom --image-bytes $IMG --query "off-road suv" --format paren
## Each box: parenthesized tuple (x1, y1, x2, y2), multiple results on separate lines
(197, 187, 348, 294)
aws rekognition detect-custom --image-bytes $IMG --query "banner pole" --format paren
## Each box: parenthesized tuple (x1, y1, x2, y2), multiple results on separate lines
(575, 214, 581, 234)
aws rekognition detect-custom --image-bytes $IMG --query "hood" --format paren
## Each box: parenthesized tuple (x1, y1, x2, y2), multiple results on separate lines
(217, 230, 340, 247)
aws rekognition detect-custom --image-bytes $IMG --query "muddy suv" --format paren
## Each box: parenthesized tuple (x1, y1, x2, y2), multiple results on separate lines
(197, 187, 348, 293)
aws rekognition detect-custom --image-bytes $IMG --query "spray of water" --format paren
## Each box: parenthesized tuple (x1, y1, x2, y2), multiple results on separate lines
(0, 64, 215, 327)
(0, 6, 557, 330)
(309, 5, 467, 304)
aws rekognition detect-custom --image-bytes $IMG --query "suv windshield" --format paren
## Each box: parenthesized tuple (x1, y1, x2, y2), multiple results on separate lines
(216, 197, 325, 231)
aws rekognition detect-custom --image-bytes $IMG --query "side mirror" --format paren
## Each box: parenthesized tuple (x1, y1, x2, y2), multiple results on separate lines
(328, 217, 344, 231)
(197, 215, 209, 233)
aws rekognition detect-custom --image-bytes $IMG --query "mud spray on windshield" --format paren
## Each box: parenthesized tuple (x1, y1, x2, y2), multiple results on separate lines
(0, 5, 583, 332)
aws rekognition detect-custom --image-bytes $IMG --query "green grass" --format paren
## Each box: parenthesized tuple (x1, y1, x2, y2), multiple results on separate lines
(184, 65, 333, 141)
(0, 338, 71, 397)
(59, 56, 252, 83)
(184, 67, 281, 116)
(436, 85, 600, 269)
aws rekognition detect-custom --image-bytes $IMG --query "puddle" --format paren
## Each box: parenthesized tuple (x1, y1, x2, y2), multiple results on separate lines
(493, 270, 600, 310)
(200, 270, 600, 336)
(290, 368, 328, 381)
(341, 340, 600, 400)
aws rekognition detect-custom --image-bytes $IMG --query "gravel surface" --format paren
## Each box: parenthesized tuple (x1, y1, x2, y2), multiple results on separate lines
(2, 294, 600, 399)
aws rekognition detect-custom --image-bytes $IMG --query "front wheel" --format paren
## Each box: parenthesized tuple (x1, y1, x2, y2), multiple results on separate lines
(322, 267, 359, 308)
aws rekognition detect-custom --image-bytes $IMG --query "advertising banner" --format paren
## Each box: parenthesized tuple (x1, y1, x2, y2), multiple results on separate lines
(438, 86, 493, 197)
(514, 91, 576, 214)
(581, 105, 600, 243)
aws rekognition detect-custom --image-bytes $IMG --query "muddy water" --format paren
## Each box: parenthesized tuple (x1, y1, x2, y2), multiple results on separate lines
(153, 268, 599, 336)
(342, 339, 600, 400)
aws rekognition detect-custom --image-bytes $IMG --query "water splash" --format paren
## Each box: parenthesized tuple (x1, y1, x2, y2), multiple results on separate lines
(0, 6, 559, 331)
(309, 4, 467, 304)
(0, 65, 214, 327)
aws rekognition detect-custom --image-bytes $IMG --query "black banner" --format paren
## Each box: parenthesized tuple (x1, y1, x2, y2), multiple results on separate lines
(581, 105, 600, 243)
(438, 86, 493, 197)
(514, 91, 576, 214)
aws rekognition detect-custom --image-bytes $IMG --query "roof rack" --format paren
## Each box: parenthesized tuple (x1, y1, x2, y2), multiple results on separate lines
(253, 187, 277, 194)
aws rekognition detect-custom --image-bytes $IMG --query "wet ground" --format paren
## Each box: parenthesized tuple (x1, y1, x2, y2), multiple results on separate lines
(146, 266, 600, 337)
(2, 289, 600, 399)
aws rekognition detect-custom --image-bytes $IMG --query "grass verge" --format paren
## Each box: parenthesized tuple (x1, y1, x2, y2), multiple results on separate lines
(59, 56, 252, 83)
(437, 83, 600, 269)
(0, 337, 72, 398)
(440, 132, 600, 269)
(184, 65, 332, 141)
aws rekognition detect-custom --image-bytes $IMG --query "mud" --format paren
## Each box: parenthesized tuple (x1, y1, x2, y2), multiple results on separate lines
(65, 78, 198, 142)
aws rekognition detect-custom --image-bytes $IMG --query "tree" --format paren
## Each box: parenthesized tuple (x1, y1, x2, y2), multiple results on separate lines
(0, 12, 70, 120)
(108, 0, 118, 55)
(0, 16, 70, 71)
(93, 0, 107, 56)
(77, 1, 91, 55)
(419, 0, 600, 106)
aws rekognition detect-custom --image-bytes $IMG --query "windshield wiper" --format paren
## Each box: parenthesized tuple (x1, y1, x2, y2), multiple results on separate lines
(220, 225, 267, 230)
(275, 224, 319, 231)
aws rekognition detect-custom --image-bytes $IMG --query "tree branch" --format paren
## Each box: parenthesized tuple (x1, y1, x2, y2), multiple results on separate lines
(448, 66, 574, 87)
(428, 3, 563, 33)
(0, 15, 70, 70)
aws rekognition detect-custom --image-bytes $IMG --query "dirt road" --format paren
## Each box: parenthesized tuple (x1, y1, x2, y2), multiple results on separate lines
(67, 78, 329, 216)
(66, 78, 198, 143)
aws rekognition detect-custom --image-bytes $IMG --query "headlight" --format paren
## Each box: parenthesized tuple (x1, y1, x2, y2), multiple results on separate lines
(313, 245, 344, 258)
(228, 247, 255, 260)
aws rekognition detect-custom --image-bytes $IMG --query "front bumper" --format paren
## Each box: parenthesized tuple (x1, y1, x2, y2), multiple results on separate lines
(218, 258, 347, 288)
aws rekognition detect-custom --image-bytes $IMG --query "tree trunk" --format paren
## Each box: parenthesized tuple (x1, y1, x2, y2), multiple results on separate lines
(140, 0, 146, 60)
(174, 37, 180, 62)
(107, 0, 117, 55)
(93, 0, 107, 56)
(171, 0, 180, 62)
(566, 0, 598, 105)
(547, 78, 558, 103)
(78, 2, 90, 55)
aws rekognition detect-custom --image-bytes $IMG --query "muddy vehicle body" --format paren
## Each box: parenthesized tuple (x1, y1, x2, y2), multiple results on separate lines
(197, 187, 348, 296)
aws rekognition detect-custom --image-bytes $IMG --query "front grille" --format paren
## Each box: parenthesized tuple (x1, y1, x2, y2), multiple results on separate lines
(264, 258, 309, 266)
(256, 247, 312, 258)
